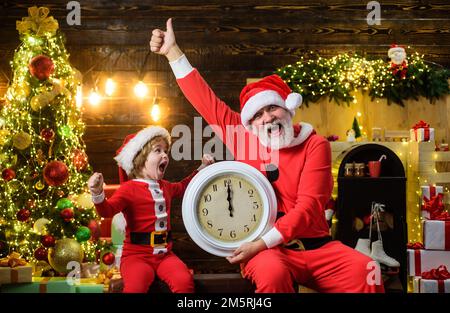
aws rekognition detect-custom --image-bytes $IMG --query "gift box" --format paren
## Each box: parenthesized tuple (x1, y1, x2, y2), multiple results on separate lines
(0, 277, 76, 293)
(0, 265, 33, 285)
(421, 185, 444, 219)
(424, 220, 450, 250)
(75, 278, 104, 293)
(407, 249, 450, 276)
(413, 265, 450, 293)
(410, 120, 435, 142)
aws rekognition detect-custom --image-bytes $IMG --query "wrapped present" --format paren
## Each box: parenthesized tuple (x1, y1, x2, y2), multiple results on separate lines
(0, 252, 32, 285)
(414, 265, 450, 293)
(410, 120, 435, 142)
(0, 277, 76, 293)
(407, 248, 450, 276)
(424, 219, 450, 250)
(421, 185, 444, 219)
(81, 262, 100, 278)
(75, 278, 104, 293)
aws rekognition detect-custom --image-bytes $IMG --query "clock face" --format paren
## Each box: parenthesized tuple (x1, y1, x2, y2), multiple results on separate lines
(196, 174, 263, 243)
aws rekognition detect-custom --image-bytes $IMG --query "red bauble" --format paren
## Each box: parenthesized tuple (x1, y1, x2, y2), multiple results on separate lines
(40, 128, 55, 143)
(43, 161, 69, 187)
(16, 208, 31, 222)
(60, 208, 74, 222)
(29, 55, 54, 81)
(34, 247, 48, 261)
(41, 235, 56, 247)
(102, 252, 115, 266)
(2, 168, 16, 181)
(72, 149, 88, 171)
(87, 220, 101, 241)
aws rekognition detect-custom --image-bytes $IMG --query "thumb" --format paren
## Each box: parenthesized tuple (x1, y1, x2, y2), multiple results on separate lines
(166, 18, 173, 33)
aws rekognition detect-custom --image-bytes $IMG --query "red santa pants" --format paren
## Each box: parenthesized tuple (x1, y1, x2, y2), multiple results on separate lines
(241, 241, 385, 293)
(120, 250, 194, 293)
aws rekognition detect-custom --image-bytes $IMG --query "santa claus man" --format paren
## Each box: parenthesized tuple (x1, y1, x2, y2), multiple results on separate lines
(150, 19, 384, 293)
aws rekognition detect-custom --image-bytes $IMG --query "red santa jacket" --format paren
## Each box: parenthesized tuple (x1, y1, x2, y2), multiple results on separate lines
(171, 57, 333, 247)
(94, 171, 197, 255)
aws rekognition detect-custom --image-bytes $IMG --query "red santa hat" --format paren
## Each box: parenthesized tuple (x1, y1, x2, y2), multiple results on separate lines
(239, 74, 302, 129)
(114, 126, 171, 182)
(388, 44, 405, 58)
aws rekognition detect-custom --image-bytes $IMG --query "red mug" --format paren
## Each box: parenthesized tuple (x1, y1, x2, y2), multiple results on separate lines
(368, 161, 381, 178)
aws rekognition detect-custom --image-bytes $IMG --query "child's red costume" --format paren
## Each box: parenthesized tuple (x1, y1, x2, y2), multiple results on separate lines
(92, 128, 196, 293)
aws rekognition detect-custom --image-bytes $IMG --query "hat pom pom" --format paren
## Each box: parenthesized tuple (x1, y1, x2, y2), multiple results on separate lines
(285, 93, 302, 111)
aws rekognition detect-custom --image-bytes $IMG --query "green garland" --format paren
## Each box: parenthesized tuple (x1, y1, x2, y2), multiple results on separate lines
(276, 51, 450, 106)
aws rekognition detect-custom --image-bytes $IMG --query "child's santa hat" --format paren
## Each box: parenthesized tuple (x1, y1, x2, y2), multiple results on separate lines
(114, 126, 171, 183)
(388, 44, 405, 59)
(239, 74, 302, 130)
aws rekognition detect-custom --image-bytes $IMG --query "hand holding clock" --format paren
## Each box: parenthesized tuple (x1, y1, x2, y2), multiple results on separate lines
(226, 239, 267, 264)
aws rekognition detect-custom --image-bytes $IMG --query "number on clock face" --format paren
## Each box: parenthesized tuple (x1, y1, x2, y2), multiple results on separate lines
(197, 175, 263, 242)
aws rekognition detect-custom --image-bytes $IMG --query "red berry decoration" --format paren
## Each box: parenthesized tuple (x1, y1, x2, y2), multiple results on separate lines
(2, 168, 16, 181)
(102, 252, 115, 266)
(29, 55, 54, 81)
(34, 247, 48, 261)
(41, 235, 56, 247)
(43, 161, 69, 187)
(16, 208, 31, 222)
(60, 208, 74, 222)
(87, 220, 101, 241)
(40, 128, 55, 143)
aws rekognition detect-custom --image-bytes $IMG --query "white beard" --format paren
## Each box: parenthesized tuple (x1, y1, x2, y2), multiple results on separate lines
(252, 117, 295, 150)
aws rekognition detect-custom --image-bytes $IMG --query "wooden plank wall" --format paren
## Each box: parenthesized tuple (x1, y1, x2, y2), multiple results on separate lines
(1, 0, 450, 273)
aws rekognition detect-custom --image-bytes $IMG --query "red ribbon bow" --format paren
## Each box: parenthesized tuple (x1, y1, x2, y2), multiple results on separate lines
(412, 120, 430, 130)
(422, 265, 450, 280)
(422, 194, 445, 219)
(406, 242, 424, 250)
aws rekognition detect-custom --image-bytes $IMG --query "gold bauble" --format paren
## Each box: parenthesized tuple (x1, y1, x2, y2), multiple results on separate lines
(33, 218, 50, 235)
(35, 181, 45, 190)
(30, 94, 47, 111)
(48, 238, 84, 274)
(13, 131, 31, 150)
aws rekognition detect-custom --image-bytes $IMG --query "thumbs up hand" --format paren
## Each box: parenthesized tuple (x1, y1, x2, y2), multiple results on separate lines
(150, 18, 182, 61)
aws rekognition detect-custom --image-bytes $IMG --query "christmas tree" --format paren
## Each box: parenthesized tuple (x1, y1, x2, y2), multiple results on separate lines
(352, 116, 362, 139)
(0, 7, 109, 274)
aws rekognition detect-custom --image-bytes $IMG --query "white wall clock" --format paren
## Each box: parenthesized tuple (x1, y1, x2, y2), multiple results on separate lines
(182, 161, 277, 257)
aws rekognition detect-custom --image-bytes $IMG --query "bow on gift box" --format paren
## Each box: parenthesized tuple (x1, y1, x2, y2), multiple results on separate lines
(0, 252, 28, 268)
(407, 242, 424, 250)
(16, 6, 59, 36)
(412, 120, 430, 130)
(422, 265, 450, 280)
(422, 193, 446, 220)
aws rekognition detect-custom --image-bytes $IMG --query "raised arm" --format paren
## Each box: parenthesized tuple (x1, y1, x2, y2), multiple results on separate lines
(150, 19, 242, 141)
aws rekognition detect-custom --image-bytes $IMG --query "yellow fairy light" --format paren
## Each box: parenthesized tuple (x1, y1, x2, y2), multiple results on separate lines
(134, 81, 148, 98)
(75, 85, 83, 108)
(151, 104, 161, 122)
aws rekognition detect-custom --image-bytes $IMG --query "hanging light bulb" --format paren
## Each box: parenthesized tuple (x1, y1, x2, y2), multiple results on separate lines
(134, 81, 148, 98)
(88, 89, 101, 106)
(105, 78, 116, 96)
(151, 103, 161, 122)
(75, 85, 83, 108)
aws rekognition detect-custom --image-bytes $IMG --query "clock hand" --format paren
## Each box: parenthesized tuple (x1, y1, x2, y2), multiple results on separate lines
(227, 182, 233, 217)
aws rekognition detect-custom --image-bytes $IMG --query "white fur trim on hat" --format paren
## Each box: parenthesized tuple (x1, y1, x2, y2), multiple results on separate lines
(241, 90, 296, 129)
(388, 47, 405, 58)
(114, 126, 171, 175)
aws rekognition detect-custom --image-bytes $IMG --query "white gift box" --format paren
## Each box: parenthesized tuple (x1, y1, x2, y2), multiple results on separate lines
(421, 185, 444, 219)
(410, 127, 435, 142)
(424, 220, 450, 251)
(407, 249, 450, 276)
(413, 277, 450, 293)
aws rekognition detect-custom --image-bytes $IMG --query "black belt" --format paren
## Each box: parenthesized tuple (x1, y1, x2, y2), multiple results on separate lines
(130, 231, 171, 247)
(284, 236, 332, 251)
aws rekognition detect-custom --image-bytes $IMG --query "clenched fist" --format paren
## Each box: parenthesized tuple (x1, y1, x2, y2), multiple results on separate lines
(149, 18, 183, 61)
(88, 172, 104, 196)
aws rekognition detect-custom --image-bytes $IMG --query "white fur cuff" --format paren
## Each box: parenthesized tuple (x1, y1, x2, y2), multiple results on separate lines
(91, 191, 105, 204)
(169, 54, 194, 79)
(261, 227, 284, 249)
